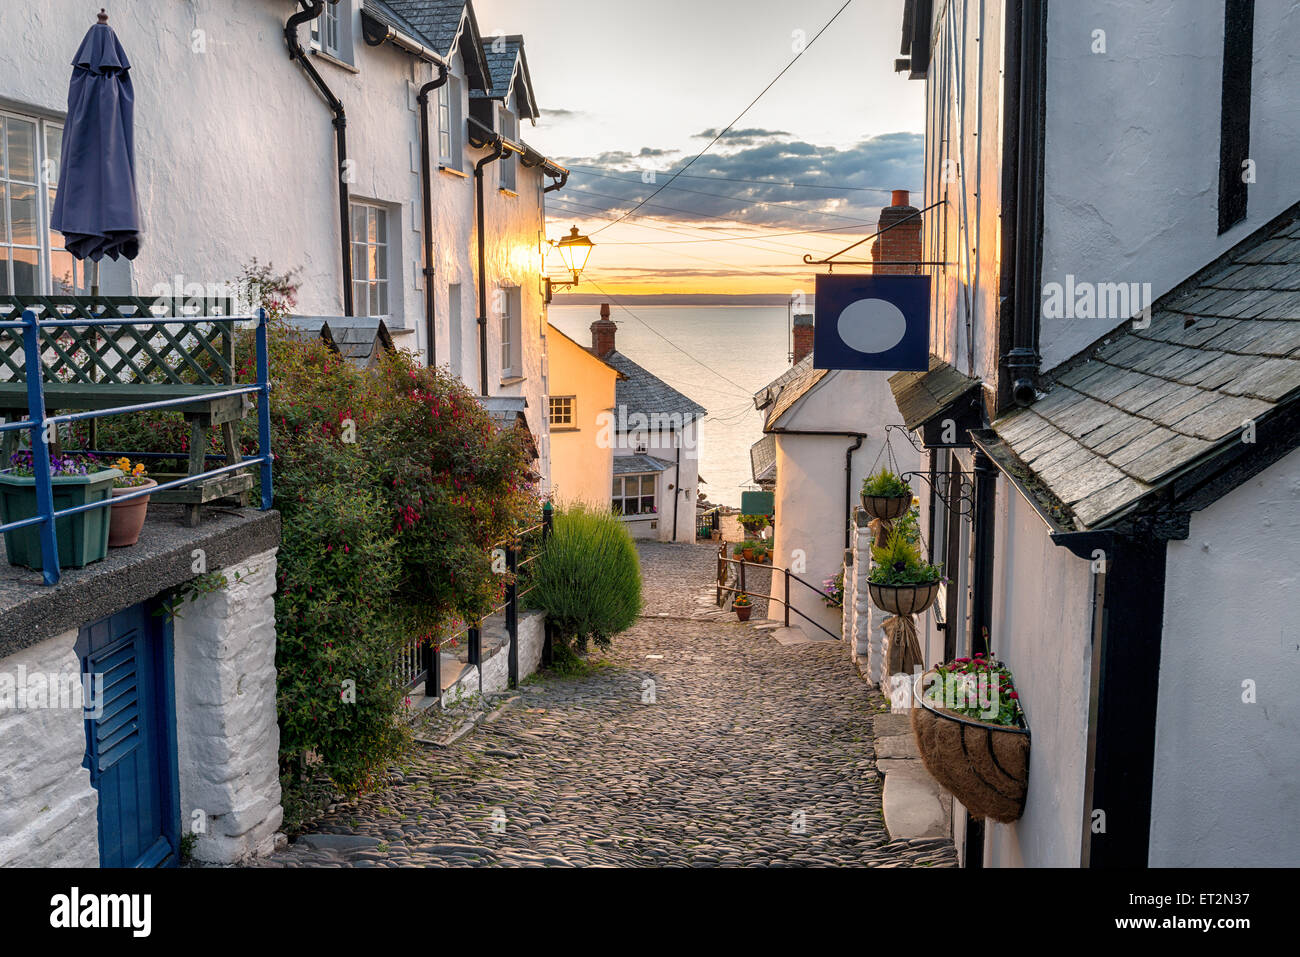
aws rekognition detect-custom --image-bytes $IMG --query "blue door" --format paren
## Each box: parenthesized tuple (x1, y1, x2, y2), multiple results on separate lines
(77, 603, 180, 868)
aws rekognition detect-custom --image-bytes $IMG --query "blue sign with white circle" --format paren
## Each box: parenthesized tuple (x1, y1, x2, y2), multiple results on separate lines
(813, 274, 931, 371)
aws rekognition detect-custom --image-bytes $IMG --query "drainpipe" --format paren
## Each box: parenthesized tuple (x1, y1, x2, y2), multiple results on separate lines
(417, 65, 449, 365)
(672, 443, 682, 543)
(285, 1, 354, 317)
(474, 141, 505, 395)
(997, 0, 1048, 410)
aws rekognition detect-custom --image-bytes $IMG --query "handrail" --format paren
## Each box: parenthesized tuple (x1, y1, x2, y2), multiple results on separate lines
(0, 307, 274, 586)
(716, 548, 842, 642)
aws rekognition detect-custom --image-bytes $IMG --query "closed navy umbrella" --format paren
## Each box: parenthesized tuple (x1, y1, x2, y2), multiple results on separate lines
(50, 9, 141, 287)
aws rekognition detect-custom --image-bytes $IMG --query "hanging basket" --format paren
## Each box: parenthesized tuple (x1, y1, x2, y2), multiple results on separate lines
(861, 493, 911, 521)
(910, 676, 1030, 823)
(868, 578, 940, 615)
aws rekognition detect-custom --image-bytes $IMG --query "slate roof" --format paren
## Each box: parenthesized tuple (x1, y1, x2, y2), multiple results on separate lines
(750, 433, 777, 486)
(991, 205, 1300, 530)
(888, 355, 982, 431)
(474, 395, 538, 460)
(382, 0, 490, 90)
(613, 454, 673, 475)
(752, 355, 828, 430)
(604, 351, 707, 429)
(285, 316, 394, 368)
(470, 35, 538, 119)
(362, 0, 424, 42)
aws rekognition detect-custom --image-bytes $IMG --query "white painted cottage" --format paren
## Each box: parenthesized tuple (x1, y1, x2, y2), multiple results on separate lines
(877, 0, 1300, 868)
(585, 306, 706, 543)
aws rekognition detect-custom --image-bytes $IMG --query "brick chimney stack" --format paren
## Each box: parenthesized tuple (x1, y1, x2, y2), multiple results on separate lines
(591, 303, 617, 358)
(871, 189, 922, 275)
(792, 313, 814, 365)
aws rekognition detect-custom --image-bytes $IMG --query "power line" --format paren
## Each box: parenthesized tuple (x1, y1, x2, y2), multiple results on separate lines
(589, 0, 857, 236)
(568, 164, 909, 193)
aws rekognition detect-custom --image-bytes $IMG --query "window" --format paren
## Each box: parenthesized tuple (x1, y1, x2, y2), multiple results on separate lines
(351, 202, 389, 317)
(498, 106, 518, 191)
(310, 1, 352, 63)
(498, 285, 521, 377)
(1, 110, 94, 296)
(447, 282, 462, 375)
(438, 76, 463, 169)
(613, 474, 657, 517)
(549, 396, 575, 427)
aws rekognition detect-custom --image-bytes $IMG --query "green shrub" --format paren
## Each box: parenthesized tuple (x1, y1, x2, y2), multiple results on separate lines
(869, 528, 943, 585)
(526, 506, 642, 653)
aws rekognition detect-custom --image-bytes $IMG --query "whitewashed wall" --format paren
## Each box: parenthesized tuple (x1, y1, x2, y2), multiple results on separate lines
(1, 1, 556, 484)
(173, 549, 283, 864)
(984, 483, 1094, 867)
(1040, 0, 1300, 370)
(1150, 447, 1300, 866)
(0, 628, 99, 868)
(771, 368, 916, 639)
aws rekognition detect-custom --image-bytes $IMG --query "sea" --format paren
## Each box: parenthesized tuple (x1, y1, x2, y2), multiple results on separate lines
(548, 304, 793, 508)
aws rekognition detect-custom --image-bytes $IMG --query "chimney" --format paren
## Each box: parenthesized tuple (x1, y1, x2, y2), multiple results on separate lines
(591, 303, 617, 358)
(791, 313, 814, 365)
(871, 188, 922, 275)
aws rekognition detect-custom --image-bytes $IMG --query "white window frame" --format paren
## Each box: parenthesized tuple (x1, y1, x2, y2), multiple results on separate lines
(351, 201, 390, 318)
(499, 285, 521, 378)
(438, 75, 463, 170)
(310, 1, 353, 64)
(498, 104, 518, 192)
(0, 109, 89, 296)
(549, 396, 575, 427)
(613, 473, 658, 517)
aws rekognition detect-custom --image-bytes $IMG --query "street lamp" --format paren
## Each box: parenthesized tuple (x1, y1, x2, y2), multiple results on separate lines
(545, 226, 594, 303)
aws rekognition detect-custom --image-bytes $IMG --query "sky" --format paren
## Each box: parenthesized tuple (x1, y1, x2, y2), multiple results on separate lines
(474, 0, 926, 296)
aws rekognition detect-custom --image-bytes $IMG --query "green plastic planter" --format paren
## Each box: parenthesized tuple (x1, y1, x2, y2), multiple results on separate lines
(0, 468, 122, 570)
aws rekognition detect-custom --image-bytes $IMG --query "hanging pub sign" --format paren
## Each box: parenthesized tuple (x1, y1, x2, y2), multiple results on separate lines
(813, 274, 930, 372)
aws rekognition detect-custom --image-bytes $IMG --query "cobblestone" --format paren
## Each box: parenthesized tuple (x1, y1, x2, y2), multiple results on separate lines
(258, 543, 955, 868)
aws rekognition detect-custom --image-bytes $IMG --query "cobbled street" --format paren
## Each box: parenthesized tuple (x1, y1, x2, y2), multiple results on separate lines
(259, 542, 955, 868)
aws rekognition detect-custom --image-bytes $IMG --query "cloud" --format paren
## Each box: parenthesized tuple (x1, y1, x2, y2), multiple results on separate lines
(692, 127, 793, 146)
(553, 132, 924, 231)
(540, 108, 585, 119)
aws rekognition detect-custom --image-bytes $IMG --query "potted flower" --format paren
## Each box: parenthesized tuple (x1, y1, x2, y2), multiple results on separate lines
(823, 570, 845, 607)
(108, 457, 158, 548)
(910, 653, 1030, 822)
(861, 468, 913, 521)
(753, 544, 767, 564)
(0, 451, 120, 570)
(739, 513, 768, 535)
(867, 529, 943, 615)
(732, 543, 745, 561)
(732, 593, 753, 622)
(742, 542, 755, 561)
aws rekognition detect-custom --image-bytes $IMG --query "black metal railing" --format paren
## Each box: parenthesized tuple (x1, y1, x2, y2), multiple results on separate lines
(403, 502, 554, 700)
(715, 544, 843, 642)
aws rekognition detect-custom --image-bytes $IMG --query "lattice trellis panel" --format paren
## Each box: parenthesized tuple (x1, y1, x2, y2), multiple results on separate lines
(0, 296, 237, 386)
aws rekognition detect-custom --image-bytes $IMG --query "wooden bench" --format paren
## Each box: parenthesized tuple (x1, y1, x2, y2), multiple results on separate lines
(0, 295, 256, 526)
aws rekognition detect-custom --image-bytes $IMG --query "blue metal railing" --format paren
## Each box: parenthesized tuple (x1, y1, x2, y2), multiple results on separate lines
(0, 307, 274, 586)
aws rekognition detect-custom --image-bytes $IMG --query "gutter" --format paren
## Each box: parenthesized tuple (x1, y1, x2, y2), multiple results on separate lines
(285, 1, 354, 317)
(360, 13, 449, 366)
(768, 429, 867, 550)
(997, 0, 1048, 411)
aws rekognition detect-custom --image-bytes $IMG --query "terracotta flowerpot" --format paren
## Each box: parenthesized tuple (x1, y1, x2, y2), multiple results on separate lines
(743, 548, 754, 561)
(734, 604, 752, 622)
(108, 479, 157, 547)
(861, 493, 911, 521)
(868, 578, 940, 615)
(911, 674, 1031, 823)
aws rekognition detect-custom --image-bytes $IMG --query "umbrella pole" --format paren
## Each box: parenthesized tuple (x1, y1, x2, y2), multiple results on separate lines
(90, 259, 100, 297)
(88, 258, 99, 451)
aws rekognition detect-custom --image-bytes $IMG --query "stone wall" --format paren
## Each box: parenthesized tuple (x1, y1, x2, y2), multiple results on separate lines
(0, 628, 99, 867)
(173, 549, 283, 864)
(478, 610, 546, 696)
